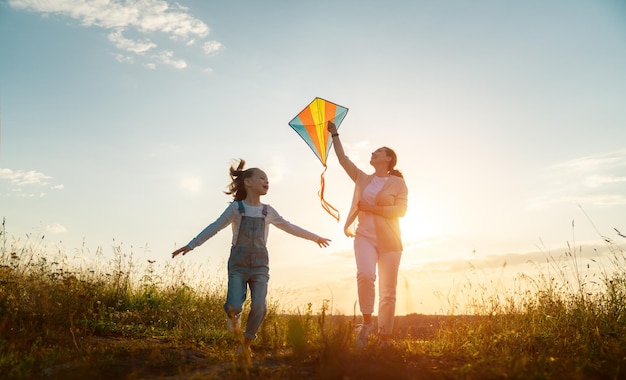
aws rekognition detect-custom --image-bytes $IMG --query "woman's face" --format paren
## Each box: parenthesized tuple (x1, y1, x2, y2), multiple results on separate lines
(370, 147, 390, 166)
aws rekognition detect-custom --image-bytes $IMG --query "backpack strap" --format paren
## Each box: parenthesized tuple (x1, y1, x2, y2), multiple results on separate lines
(262, 204, 268, 217)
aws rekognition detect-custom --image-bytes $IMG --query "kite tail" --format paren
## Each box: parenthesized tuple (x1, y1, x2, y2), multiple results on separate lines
(318, 166, 340, 222)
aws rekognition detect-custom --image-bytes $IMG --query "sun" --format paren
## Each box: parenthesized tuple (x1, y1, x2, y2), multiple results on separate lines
(400, 201, 450, 246)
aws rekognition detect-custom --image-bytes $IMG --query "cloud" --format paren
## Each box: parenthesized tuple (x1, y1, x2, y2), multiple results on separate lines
(527, 150, 626, 209)
(549, 150, 626, 173)
(0, 167, 63, 197)
(202, 40, 222, 55)
(0, 168, 50, 186)
(343, 140, 373, 168)
(180, 177, 201, 193)
(528, 194, 626, 210)
(584, 175, 626, 188)
(114, 53, 135, 64)
(9, 0, 223, 68)
(155, 50, 187, 69)
(413, 240, 615, 276)
(266, 155, 286, 184)
(108, 28, 157, 54)
(46, 223, 67, 234)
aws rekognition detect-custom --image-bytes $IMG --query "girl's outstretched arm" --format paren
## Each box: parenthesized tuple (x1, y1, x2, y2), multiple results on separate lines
(171, 246, 192, 258)
(268, 206, 331, 248)
(171, 203, 236, 259)
(316, 236, 331, 248)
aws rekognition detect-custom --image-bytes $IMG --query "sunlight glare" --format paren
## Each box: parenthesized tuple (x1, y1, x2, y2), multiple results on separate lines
(180, 177, 201, 193)
(400, 203, 448, 246)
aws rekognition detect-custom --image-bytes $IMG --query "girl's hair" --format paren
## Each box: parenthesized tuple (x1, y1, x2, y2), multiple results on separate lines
(225, 159, 258, 201)
(382, 147, 404, 178)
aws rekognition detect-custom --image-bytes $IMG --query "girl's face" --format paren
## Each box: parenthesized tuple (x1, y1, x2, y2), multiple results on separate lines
(246, 169, 269, 195)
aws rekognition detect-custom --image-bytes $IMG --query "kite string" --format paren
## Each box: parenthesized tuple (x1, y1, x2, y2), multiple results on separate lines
(318, 166, 340, 222)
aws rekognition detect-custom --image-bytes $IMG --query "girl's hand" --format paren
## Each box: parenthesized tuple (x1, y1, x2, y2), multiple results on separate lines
(171, 246, 191, 258)
(316, 237, 331, 248)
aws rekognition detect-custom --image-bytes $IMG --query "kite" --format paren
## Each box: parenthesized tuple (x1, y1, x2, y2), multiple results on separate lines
(288, 97, 349, 221)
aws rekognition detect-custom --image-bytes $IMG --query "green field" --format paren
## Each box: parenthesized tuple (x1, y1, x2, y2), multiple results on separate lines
(1, 219, 625, 379)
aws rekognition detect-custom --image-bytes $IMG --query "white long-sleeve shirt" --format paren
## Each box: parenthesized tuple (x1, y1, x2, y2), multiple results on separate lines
(187, 201, 321, 250)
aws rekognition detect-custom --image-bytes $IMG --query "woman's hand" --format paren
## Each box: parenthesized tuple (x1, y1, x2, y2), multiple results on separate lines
(171, 246, 192, 258)
(327, 121, 338, 135)
(358, 200, 377, 214)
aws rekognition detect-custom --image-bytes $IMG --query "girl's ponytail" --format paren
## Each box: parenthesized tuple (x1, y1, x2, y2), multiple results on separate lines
(225, 159, 255, 201)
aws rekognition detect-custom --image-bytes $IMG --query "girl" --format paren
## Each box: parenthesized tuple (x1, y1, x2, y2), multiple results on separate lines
(327, 121, 408, 347)
(171, 159, 331, 357)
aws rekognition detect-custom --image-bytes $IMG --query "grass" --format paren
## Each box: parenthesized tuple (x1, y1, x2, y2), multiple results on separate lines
(1, 217, 625, 379)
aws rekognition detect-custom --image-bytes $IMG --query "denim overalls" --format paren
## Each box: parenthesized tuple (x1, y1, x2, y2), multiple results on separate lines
(223, 201, 269, 340)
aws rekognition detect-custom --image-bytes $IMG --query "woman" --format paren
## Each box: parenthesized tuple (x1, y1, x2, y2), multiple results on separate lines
(327, 121, 408, 347)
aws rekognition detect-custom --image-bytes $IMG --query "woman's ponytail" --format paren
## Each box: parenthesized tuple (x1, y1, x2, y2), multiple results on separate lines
(383, 147, 404, 178)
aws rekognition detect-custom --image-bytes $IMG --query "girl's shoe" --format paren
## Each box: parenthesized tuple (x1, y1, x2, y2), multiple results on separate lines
(227, 314, 241, 332)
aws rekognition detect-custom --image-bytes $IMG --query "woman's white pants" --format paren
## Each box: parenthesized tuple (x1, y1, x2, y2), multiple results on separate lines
(354, 235, 402, 335)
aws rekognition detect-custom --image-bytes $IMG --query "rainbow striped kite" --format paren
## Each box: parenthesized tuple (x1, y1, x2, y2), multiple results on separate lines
(288, 97, 349, 221)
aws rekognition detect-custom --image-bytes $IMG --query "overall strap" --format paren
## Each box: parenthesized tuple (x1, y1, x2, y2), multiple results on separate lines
(237, 201, 266, 217)
(237, 201, 245, 215)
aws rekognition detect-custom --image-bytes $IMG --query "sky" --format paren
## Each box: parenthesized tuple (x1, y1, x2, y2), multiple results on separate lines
(1, 0, 626, 316)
